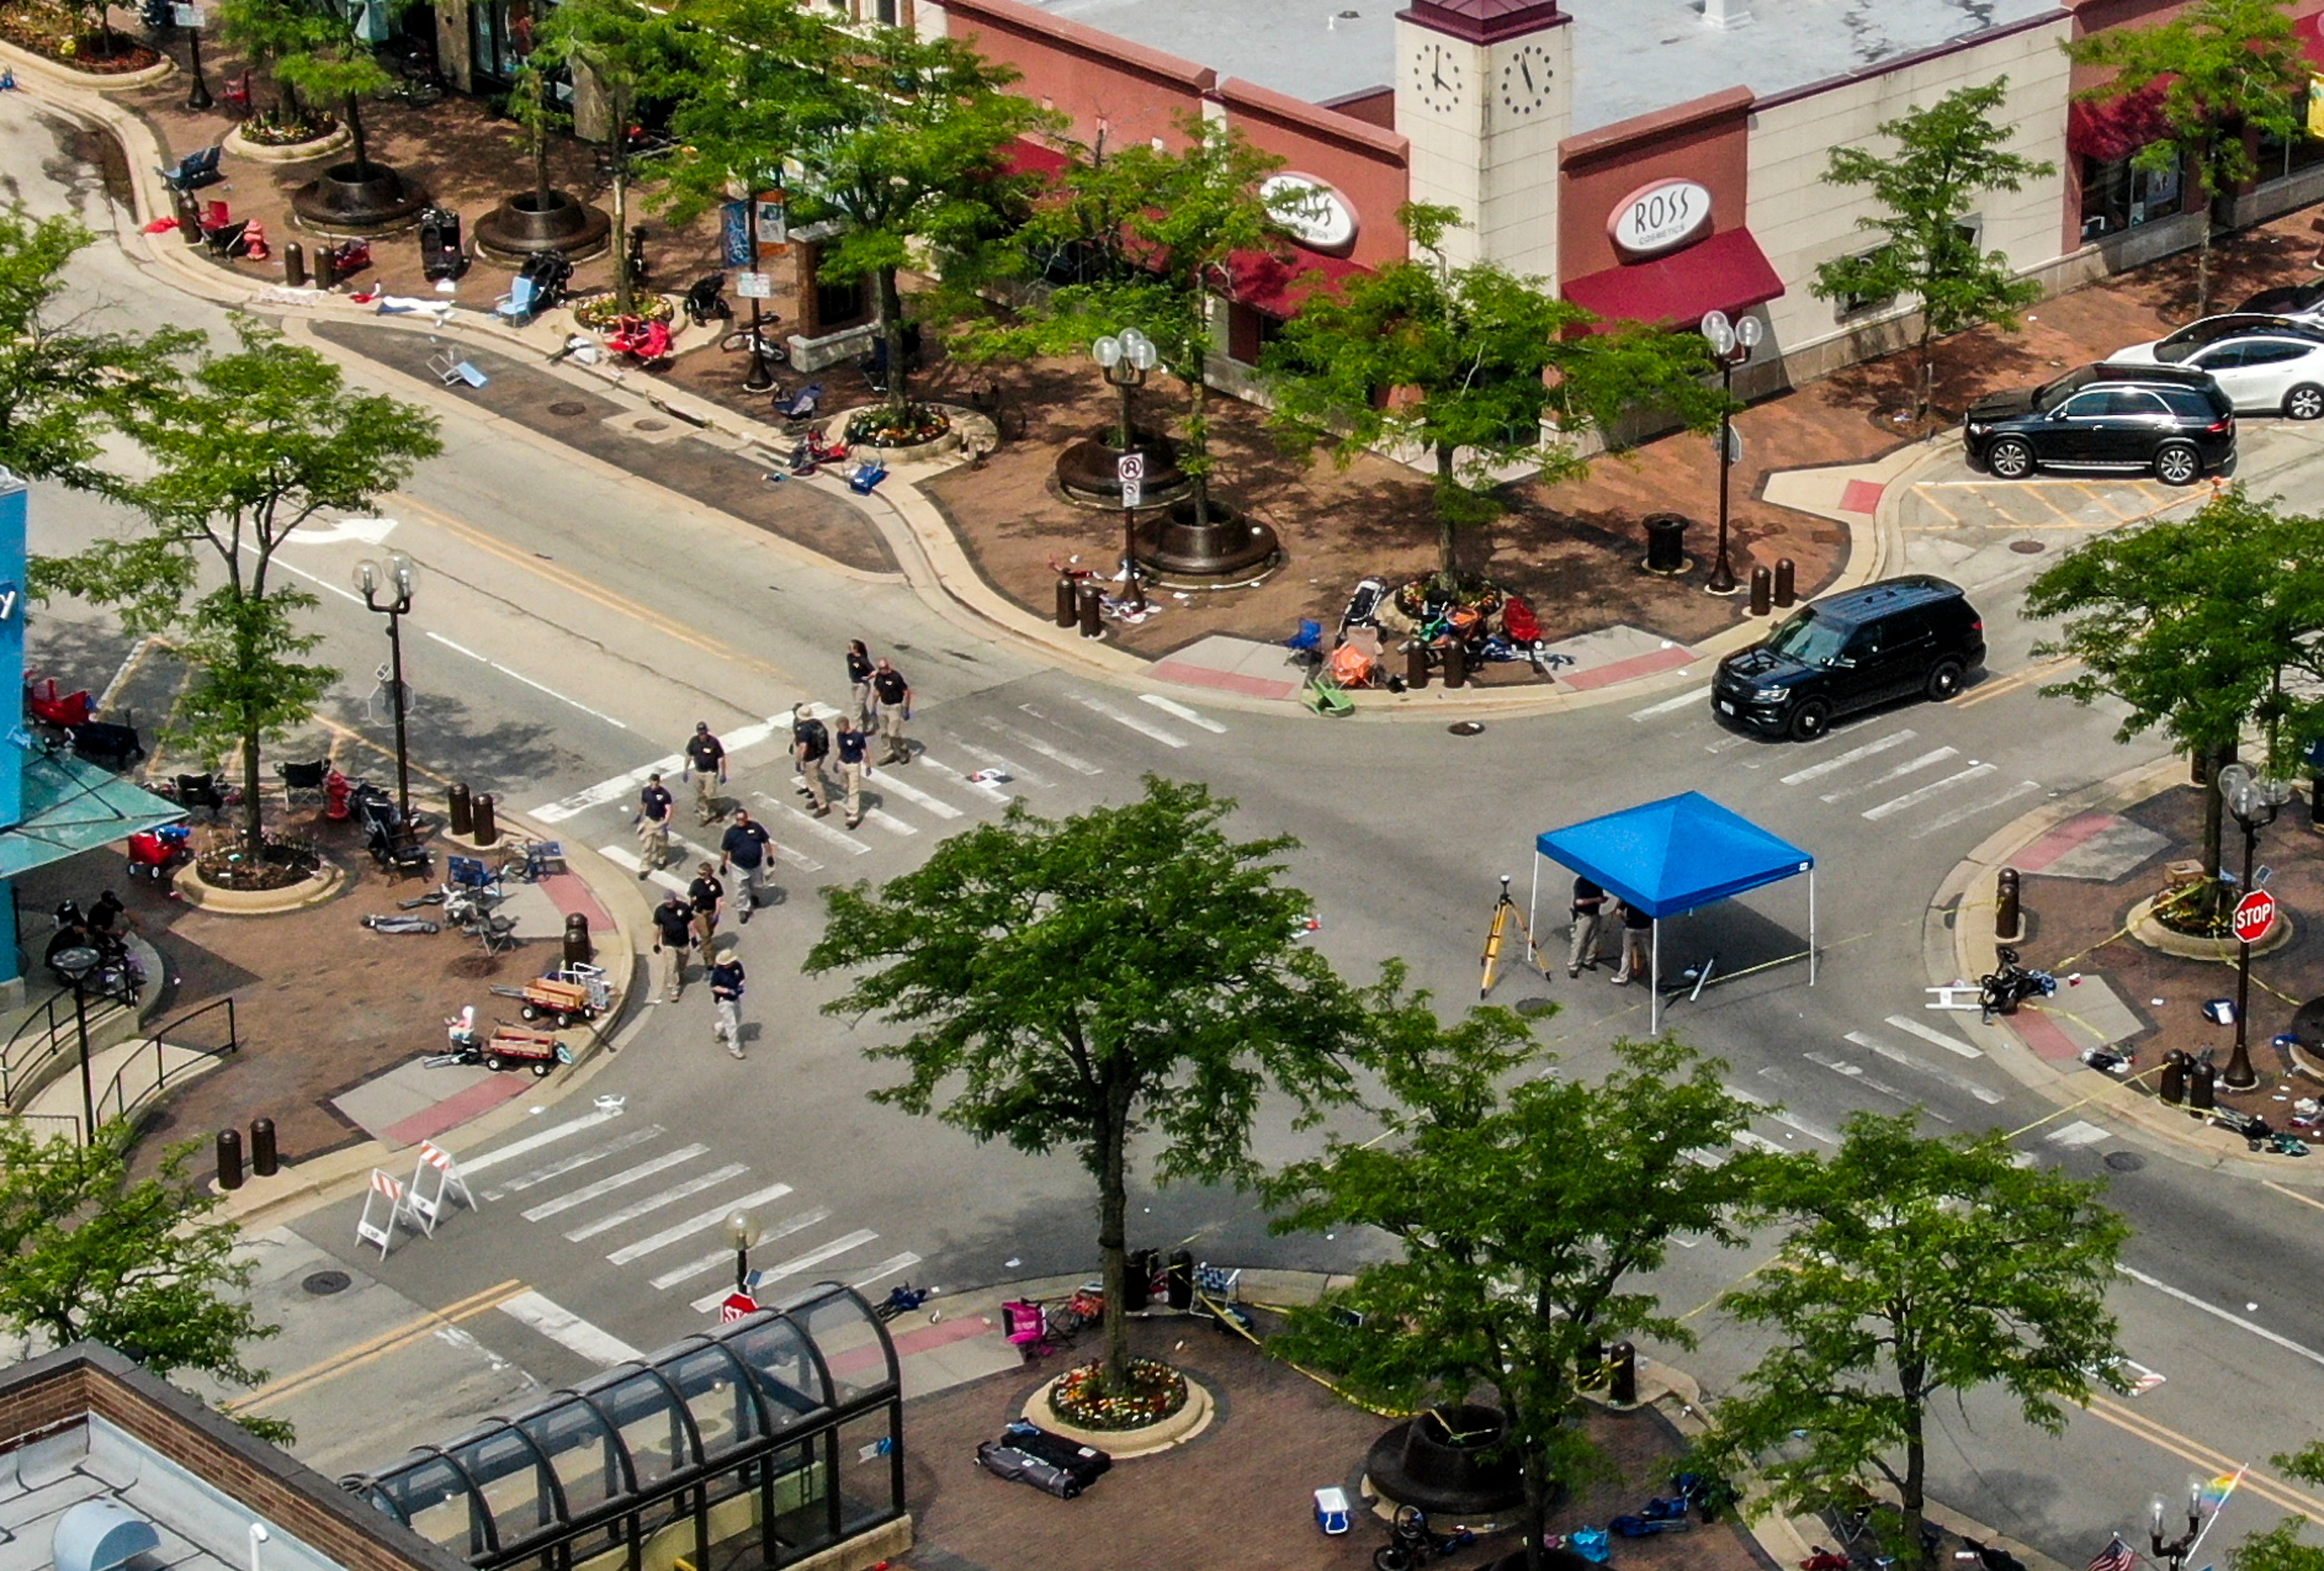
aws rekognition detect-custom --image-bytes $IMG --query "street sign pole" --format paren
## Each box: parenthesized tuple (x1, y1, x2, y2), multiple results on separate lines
(2227, 889, 2279, 1090)
(1116, 453, 1147, 612)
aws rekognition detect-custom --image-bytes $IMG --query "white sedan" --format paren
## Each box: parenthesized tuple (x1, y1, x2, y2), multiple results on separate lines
(2110, 315, 2324, 419)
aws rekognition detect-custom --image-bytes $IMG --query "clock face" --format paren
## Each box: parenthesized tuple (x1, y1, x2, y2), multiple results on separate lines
(1499, 42, 1553, 116)
(1411, 39, 1464, 114)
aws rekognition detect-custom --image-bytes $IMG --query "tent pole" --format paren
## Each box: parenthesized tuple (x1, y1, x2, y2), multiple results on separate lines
(1529, 857, 1541, 955)
(1808, 868, 1817, 985)
(1650, 918, 1661, 1033)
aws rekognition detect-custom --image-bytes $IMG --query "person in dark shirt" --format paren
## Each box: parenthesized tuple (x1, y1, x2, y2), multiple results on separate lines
(684, 722, 727, 824)
(687, 862, 725, 952)
(635, 773, 674, 876)
(834, 717, 870, 829)
(870, 659, 912, 764)
(845, 640, 875, 725)
(710, 948, 747, 1060)
(1567, 875, 1608, 978)
(1612, 900, 1653, 986)
(651, 893, 694, 1001)
(719, 810, 771, 922)
(792, 704, 832, 816)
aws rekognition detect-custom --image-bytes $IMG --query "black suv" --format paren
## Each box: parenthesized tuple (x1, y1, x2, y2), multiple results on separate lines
(1962, 362, 2234, 486)
(1712, 576, 1985, 741)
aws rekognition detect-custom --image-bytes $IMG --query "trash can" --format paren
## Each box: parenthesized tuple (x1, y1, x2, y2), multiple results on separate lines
(419, 208, 463, 280)
(1643, 513, 1690, 576)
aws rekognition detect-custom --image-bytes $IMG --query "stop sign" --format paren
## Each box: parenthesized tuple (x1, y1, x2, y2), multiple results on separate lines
(719, 1292, 758, 1323)
(2233, 889, 2278, 945)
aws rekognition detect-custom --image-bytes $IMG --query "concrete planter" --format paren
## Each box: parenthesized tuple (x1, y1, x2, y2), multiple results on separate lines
(1022, 1370, 1214, 1460)
(2126, 893, 2294, 960)
(0, 38, 173, 89)
(173, 858, 346, 913)
(224, 122, 351, 165)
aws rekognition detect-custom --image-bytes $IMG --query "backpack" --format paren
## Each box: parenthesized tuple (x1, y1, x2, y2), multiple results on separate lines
(795, 717, 829, 759)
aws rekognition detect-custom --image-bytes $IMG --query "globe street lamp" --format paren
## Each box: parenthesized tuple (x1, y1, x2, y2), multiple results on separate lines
(1697, 310, 1761, 596)
(2150, 1476, 2205, 1571)
(2217, 763, 2293, 1090)
(355, 553, 418, 830)
(725, 1208, 759, 1294)
(1093, 329, 1159, 611)
(50, 945, 102, 1146)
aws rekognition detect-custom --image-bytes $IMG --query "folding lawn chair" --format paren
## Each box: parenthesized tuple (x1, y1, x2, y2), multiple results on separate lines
(429, 350, 488, 389)
(1300, 671, 1353, 718)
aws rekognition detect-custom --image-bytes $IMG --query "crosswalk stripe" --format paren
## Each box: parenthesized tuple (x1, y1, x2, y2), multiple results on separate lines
(1910, 779, 2041, 838)
(521, 1145, 709, 1221)
(866, 770, 963, 818)
(498, 1290, 643, 1365)
(689, 1228, 879, 1313)
(849, 1251, 922, 1291)
(917, 752, 1014, 800)
(649, 1205, 832, 1290)
(955, 741, 1051, 787)
(752, 794, 872, 855)
(1139, 694, 1226, 733)
(1818, 747, 1957, 803)
(485, 1126, 666, 1199)
(1882, 1013, 1981, 1059)
(530, 760, 684, 824)
(2046, 1120, 2110, 1147)
(862, 807, 918, 837)
(597, 843, 692, 893)
(1845, 1031, 2004, 1104)
(462, 1109, 621, 1175)
(607, 1181, 795, 1263)
(567, 1164, 751, 1242)
(1071, 693, 1187, 748)
(1779, 728, 1916, 786)
(1861, 762, 1998, 821)
(1631, 688, 1708, 720)
(671, 824, 822, 874)
(985, 717, 1102, 775)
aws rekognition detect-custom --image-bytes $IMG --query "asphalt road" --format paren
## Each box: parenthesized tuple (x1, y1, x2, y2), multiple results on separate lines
(11, 89, 2324, 1566)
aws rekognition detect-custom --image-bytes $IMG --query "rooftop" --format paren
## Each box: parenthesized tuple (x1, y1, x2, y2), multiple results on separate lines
(1015, 0, 2062, 130)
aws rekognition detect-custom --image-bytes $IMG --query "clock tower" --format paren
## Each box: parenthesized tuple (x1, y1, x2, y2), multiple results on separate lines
(1395, 0, 1570, 277)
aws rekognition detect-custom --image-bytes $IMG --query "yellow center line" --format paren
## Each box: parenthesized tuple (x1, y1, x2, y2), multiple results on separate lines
(1955, 656, 2079, 710)
(228, 1279, 527, 1412)
(2085, 1394, 2324, 1522)
(307, 713, 458, 790)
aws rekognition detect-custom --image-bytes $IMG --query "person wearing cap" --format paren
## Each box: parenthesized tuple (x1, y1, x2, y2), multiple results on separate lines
(651, 891, 694, 1001)
(684, 722, 727, 824)
(845, 639, 875, 725)
(719, 809, 771, 922)
(635, 772, 674, 876)
(709, 942, 747, 1059)
(687, 861, 725, 952)
(870, 658, 912, 765)
(834, 716, 870, 829)
(791, 703, 833, 815)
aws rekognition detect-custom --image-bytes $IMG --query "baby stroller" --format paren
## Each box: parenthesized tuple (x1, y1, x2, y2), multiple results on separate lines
(352, 782, 431, 879)
(681, 272, 732, 329)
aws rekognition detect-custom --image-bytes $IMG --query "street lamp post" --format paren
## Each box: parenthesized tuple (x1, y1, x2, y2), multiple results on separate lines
(1696, 310, 1762, 596)
(181, 7, 212, 112)
(354, 554, 418, 831)
(2217, 763, 2292, 1090)
(742, 189, 779, 394)
(51, 946, 102, 1146)
(1094, 329, 1159, 612)
(2150, 1477, 2204, 1571)
(725, 1209, 759, 1294)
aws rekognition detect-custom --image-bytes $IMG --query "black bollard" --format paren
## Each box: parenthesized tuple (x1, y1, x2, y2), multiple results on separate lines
(1773, 557, 1796, 608)
(1750, 565, 1772, 617)
(2159, 1050, 2188, 1105)
(1077, 583, 1103, 640)
(250, 1117, 278, 1177)
(448, 781, 473, 837)
(1996, 868, 2022, 943)
(1444, 641, 1467, 689)
(1607, 1341, 1638, 1406)
(311, 245, 335, 289)
(283, 241, 307, 288)
(1055, 575, 1077, 629)
(563, 912, 594, 968)
(1406, 641, 1429, 690)
(216, 1128, 244, 1191)
(2190, 1054, 2217, 1110)
(1122, 1248, 1155, 1312)
(1643, 513, 1688, 574)
(473, 792, 499, 846)
(1166, 1248, 1194, 1311)
(175, 188, 206, 245)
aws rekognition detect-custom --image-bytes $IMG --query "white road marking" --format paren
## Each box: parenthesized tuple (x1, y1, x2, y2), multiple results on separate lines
(1882, 1014, 1981, 1059)
(650, 1205, 832, 1290)
(985, 717, 1102, 774)
(861, 807, 918, 837)
(1070, 693, 1187, 748)
(2046, 1120, 2110, 1147)
(1139, 694, 1226, 732)
(849, 1251, 923, 1291)
(265, 554, 368, 607)
(531, 759, 684, 823)
(1805, 1048, 1914, 1104)
(1770, 1109, 1841, 1145)
(483, 1125, 665, 1199)
(1861, 762, 1999, 821)
(427, 631, 631, 731)
(1704, 732, 1753, 754)
(1818, 747, 1958, 803)
(606, 1181, 796, 1263)
(498, 1290, 643, 1365)
(2119, 1265, 2324, 1372)
(1779, 729, 1917, 786)
(956, 741, 1052, 787)
(567, 1165, 752, 1242)
(752, 794, 873, 855)
(597, 843, 692, 894)
(865, 771, 963, 819)
(521, 1145, 708, 1221)
(916, 753, 1014, 801)
(1910, 779, 2042, 838)
(689, 1229, 880, 1313)
(1845, 1031, 2004, 1104)
(674, 826, 818, 874)
(1735, 1129, 1787, 1153)
(462, 1109, 621, 1175)
(1632, 688, 1709, 720)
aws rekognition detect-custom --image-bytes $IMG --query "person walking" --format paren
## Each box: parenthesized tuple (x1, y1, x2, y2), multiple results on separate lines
(684, 722, 727, 824)
(635, 772, 674, 876)
(870, 658, 912, 765)
(1611, 899, 1653, 986)
(651, 891, 694, 1001)
(1567, 875, 1609, 978)
(845, 639, 875, 725)
(709, 944, 747, 1060)
(687, 862, 725, 952)
(834, 717, 870, 829)
(792, 703, 833, 815)
(720, 809, 771, 923)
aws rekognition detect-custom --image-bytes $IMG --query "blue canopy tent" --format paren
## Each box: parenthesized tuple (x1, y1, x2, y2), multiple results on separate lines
(1529, 792, 1816, 1030)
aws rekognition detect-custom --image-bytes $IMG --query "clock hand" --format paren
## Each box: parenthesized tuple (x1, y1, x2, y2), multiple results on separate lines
(1432, 66, 1446, 89)
(1521, 59, 1534, 92)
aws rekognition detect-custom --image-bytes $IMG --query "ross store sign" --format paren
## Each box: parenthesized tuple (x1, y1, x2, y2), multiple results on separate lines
(1608, 177, 1714, 260)
(1261, 174, 1359, 256)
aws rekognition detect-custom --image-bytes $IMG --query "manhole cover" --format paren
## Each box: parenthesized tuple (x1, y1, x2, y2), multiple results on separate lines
(1449, 720, 1486, 736)
(547, 401, 589, 417)
(1514, 998, 1556, 1018)
(2009, 539, 2045, 554)
(634, 418, 670, 433)
(2104, 1150, 2145, 1172)
(302, 1270, 351, 1296)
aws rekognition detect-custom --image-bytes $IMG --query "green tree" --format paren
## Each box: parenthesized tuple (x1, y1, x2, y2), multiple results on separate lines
(211, 0, 323, 130)
(2023, 487, 2324, 902)
(1263, 202, 1727, 578)
(531, 0, 684, 315)
(0, 1121, 289, 1444)
(788, 23, 1053, 416)
(250, 0, 403, 183)
(656, 0, 829, 231)
(1702, 1112, 2130, 1571)
(35, 323, 442, 855)
(2233, 1444, 2324, 1571)
(1266, 1031, 1761, 1571)
(1810, 80, 2054, 422)
(805, 775, 1374, 1394)
(0, 205, 195, 493)
(2066, 0, 2305, 317)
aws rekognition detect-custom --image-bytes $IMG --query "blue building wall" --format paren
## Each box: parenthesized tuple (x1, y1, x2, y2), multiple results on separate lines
(0, 472, 29, 986)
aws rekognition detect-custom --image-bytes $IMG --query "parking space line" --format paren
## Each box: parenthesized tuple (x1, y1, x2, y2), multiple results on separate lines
(2069, 481, 2134, 521)
(1906, 487, 1965, 527)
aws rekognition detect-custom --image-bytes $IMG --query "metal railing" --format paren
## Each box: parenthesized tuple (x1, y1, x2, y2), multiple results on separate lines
(86, 998, 241, 1140)
(1, 970, 140, 1111)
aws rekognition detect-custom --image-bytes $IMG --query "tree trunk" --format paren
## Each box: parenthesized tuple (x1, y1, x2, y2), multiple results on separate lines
(2201, 737, 2233, 919)
(1435, 443, 1459, 579)
(1521, 1441, 1549, 1571)
(1902, 1413, 1930, 1571)
(345, 95, 370, 179)
(1185, 370, 1212, 527)
(2192, 141, 2216, 321)
(1916, 323, 1936, 424)
(610, 81, 632, 316)
(1095, 1096, 1131, 1395)
(532, 115, 551, 210)
(876, 265, 909, 414)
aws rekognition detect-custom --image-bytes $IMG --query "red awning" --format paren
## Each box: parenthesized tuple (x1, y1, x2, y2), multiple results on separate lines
(1228, 247, 1369, 317)
(998, 137, 1073, 184)
(1560, 227, 1784, 329)
(2066, 81, 2171, 162)
(2300, 12, 2324, 71)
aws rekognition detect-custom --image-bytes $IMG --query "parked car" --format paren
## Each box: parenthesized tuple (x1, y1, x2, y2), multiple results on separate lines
(2234, 281, 2324, 322)
(1962, 362, 2234, 485)
(1711, 575, 1986, 741)
(2110, 315, 2324, 418)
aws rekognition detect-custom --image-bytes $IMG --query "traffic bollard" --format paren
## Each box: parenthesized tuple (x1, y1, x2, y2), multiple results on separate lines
(1406, 641, 1429, 690)
(1054, 576, 1077, 628)
(250, 1117, 278, 1177)
(2159, 1050, 2188, 1105)
(473, 792, 499, 846)
(1607, 1341, 1638, 1406)
(216, 1128, 244, 1191)
(283, 241, 306, 288)
(1167, 1248, 1194, 1311)
(1077, 583, 1103, 640)
(1444, 642, 1467, 689)
(1750, 566, 1772, 617)
(448, 781, 473, 837)
(564, 912, 594, 968)
(2189, 1055, 2217, 1110)
(1123, 1248, 1156, 1312)
(1773, 557, 1796, 608)
(1995, 868, 2022, 943)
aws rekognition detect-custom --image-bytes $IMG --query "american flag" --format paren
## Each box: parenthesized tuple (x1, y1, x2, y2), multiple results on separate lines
(2088, 1537, 2138, 1571)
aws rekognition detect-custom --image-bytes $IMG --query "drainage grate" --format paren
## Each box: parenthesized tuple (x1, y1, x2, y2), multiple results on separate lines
(547, 401, 590, 418)
(2009, 539, 2045, 554)
(302, 1270, 352, 1296)
(633, 418, 670, 433)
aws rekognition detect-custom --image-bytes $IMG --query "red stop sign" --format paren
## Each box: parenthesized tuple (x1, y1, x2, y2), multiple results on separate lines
(720, 1292, 759, 1323)
(2233, 889, 2278, 944)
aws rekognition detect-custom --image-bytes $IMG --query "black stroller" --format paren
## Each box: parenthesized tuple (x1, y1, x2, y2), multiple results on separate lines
(352, 782, 431, 879)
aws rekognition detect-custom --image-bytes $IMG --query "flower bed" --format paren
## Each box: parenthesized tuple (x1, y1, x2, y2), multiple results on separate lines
(845, 402, 952, 449)
(0, 4, 159, 70)
(241, 110, 339, 147)
(571, 291, 672, 330)
(1046, 1358, 1188, 1432)
(196, 834, 322, 892)
(2148, 879, 2232, 940)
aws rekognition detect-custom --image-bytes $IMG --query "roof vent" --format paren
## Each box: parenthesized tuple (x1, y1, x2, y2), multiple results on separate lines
(53, 1501, 162, 1571)
(1705, 0, 1750, 26)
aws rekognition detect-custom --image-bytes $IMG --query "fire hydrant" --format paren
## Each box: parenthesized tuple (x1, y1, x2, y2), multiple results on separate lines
(324, 767, 354, 821)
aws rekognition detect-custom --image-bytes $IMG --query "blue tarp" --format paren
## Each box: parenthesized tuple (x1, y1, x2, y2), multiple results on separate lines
(1533, 792, 1812, 919)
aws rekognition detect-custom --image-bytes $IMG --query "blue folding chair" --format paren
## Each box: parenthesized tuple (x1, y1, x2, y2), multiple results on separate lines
(494, 275, 541, 325)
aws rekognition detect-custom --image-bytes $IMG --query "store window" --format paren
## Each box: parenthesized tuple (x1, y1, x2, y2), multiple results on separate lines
(2255, 85, 2324, 184)
(2080, 149, 2183, 241)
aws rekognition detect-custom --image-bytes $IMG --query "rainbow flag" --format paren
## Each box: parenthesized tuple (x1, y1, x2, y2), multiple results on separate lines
(2200, 1470, 2245, 1513)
